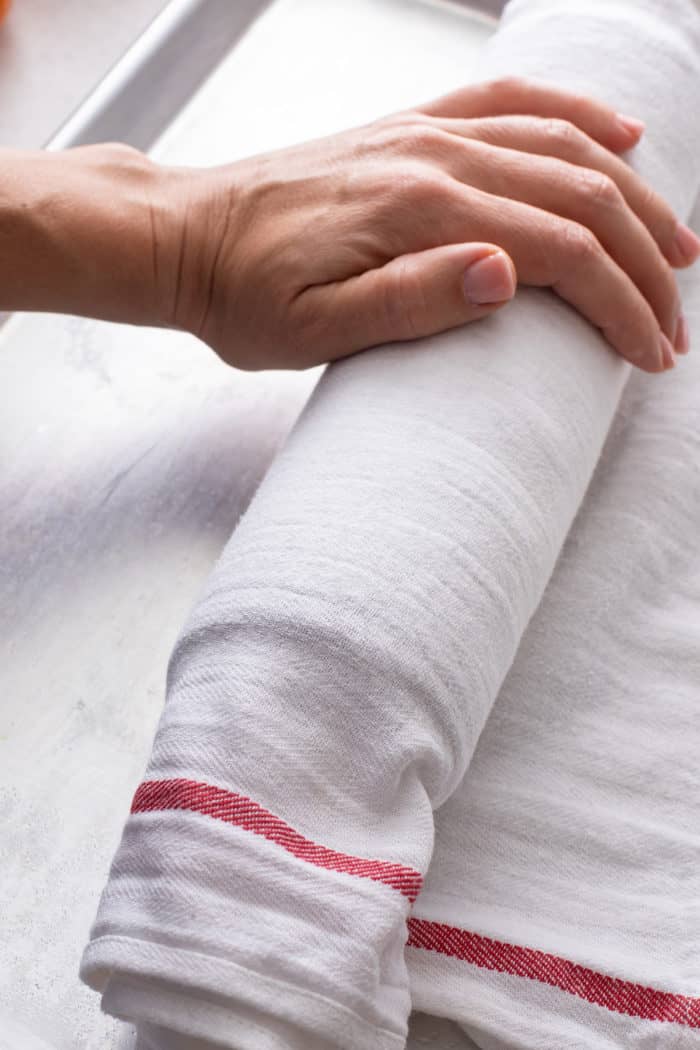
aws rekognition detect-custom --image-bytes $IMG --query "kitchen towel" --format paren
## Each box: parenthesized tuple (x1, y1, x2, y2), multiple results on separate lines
(408, 190, 700, 1050)
(81, 1, 700, 1047)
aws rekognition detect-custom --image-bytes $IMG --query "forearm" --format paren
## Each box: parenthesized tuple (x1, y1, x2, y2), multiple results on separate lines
(0, 144, 182, 326)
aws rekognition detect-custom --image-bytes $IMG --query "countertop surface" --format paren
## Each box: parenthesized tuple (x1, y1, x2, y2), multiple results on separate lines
(0, 0, 167, 149)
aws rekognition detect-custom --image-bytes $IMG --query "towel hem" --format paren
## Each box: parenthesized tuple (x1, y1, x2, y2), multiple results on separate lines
(81, 933, 408, 1050)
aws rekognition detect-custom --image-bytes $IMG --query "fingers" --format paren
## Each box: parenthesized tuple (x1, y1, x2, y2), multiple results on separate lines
(435, 114, 700, 269)
(439, 189, 669, 372)
(419, 76, 644, 153)
(434, 137, 680, 342)
(551, 223, 675, 373)
(290, 244, 516, 363)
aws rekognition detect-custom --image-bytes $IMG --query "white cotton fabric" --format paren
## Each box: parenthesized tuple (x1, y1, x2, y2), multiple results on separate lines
(409, 194, 700, 1050)
(81, 1, 700, 1048)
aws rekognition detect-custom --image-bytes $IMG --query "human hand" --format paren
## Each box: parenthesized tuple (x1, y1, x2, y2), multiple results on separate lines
(160, 77, 699, 372)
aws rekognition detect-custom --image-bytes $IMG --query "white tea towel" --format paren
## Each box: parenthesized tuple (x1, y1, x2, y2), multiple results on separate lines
(81, 1, 700, 1047)
(408, 192, 700, 1049)
(135, 1010, 481, 1050)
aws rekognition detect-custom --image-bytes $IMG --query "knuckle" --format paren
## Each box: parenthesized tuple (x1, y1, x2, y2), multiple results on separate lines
(368, 119, 451, 166)
(364, 116, 420, 156)
(543, 117, 581, 150)
(559, 221, 603, 264)
(488, 75, 530, 98)
(386, 256, 425, 340)
(577, 169, 623, 209)
(398, 122, 446, 156)
(394, 166, 454, 208)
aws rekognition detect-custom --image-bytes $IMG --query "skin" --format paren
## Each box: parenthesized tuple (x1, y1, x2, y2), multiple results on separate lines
(0, 77, 697, 372)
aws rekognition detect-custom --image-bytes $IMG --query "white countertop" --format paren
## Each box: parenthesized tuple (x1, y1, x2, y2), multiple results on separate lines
(0, 0, 167, 148)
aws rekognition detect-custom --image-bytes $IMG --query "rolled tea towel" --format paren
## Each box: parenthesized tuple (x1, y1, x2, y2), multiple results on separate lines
(81, 1, 700, 1048)
(408, 192, 700, 1050)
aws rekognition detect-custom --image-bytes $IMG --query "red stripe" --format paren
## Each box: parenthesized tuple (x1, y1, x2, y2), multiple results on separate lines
(131, 778, 423, 902)
(131, 778, 700, 1029)
(406, 917, 700, 1028)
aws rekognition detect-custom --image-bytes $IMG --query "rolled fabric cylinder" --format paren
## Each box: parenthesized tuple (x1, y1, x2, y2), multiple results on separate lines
(136, 1010, 481, 1050)
(81, 1, 700, 1048)
(407, 195, 700, 1048)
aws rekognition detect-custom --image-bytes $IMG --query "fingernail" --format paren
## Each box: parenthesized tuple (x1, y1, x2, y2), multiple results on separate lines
(463, 251, 515, 305)
(660, 332, 676, 370)
(673, 223, 700, 265)
(616, 112, 645, 139)
(675, 313, 690, 354)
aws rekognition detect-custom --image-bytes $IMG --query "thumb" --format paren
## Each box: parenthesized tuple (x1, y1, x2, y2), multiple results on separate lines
(313, 242, 516, 361)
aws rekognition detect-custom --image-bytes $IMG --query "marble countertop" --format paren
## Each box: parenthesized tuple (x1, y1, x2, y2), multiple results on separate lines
(0, 0, 166, 149)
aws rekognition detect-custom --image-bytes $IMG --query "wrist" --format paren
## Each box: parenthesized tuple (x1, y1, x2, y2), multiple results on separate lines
(0, 144, 180, 326)
(160, 160, 244, 348)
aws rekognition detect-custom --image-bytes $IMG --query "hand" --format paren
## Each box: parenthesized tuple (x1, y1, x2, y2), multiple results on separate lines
(160, 77, 698, 374)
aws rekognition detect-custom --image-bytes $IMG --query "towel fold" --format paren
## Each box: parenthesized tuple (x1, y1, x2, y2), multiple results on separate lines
(81, 1, 700, 1047)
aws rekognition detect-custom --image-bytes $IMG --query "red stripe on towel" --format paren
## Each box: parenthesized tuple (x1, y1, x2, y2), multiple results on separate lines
(131, 778, 423, 902)
(406, 918, 700, 1028)
(132, 780, 698, 1029)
